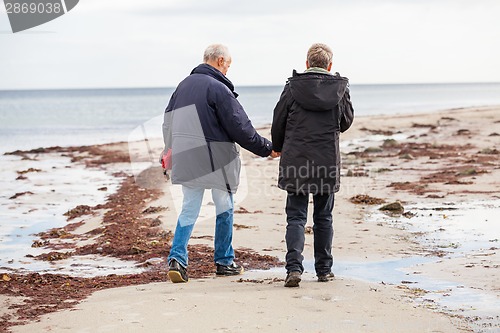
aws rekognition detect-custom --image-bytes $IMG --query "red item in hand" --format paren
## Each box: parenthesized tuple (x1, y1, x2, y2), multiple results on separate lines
(161, 149, 172, 170)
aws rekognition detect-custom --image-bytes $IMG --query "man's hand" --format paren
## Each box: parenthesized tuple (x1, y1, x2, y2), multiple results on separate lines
(270, 150, 281, 158)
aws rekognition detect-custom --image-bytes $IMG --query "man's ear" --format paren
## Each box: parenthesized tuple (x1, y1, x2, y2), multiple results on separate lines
(327, 62, 332, 71)
(306, 60, 310, 69)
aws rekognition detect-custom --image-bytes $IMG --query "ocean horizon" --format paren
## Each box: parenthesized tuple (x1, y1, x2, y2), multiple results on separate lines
(3, 81, 500, 92)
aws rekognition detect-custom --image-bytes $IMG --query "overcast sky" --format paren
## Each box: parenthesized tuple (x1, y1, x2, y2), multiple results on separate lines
(1, 0, 499, 89)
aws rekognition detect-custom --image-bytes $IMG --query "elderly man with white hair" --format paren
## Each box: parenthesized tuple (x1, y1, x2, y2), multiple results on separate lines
(161, 44, 276, 283)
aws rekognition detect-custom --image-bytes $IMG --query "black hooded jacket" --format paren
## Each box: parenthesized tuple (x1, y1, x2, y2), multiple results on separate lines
(271, 70, 354, 194)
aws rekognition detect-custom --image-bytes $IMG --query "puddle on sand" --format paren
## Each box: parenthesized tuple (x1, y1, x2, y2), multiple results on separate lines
(361, 200, 500, 332)
(5, 255, 145, 277)
(371, 200, 500, 255)
(333, 259, 499, 324)
(248, 257, 499, 332)
(0, 153, 141, 276)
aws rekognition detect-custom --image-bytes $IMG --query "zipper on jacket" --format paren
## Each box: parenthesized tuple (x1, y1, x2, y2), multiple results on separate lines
(206, 141, 216, 172)
(206, 141, 232, 193)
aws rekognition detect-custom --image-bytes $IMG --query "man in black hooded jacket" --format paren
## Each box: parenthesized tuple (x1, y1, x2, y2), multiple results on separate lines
(271, 43, 354, 287)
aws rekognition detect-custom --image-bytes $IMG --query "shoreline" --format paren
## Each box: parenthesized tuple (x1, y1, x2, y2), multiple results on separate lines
(1, 106, 499, 332)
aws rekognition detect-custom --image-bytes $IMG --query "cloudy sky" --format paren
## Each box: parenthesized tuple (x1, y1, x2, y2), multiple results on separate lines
(1, 0, 499, 89)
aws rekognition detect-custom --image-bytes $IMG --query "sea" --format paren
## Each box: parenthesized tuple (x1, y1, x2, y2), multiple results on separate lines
(1, 82, 500, 154)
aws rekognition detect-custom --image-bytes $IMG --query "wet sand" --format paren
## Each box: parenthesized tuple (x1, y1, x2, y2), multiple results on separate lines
(1, 106, 499, 332)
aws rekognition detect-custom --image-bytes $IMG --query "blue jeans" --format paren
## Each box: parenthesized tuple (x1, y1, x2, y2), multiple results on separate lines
(167, 186, 234, 268)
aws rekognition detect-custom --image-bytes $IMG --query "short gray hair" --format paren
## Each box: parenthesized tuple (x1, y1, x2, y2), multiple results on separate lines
(203, 44, 231, 63)
(307, 43, 333, 69)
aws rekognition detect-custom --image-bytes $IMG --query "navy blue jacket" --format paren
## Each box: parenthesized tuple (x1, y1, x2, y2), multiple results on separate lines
(163, 64, 272, 192)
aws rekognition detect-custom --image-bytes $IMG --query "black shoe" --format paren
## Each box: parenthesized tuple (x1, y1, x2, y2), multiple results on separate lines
(284, 271, 301, 288)
(317, 272, 335, 282)
(216, 262, 244, 276)
(168, 259, 188, 283)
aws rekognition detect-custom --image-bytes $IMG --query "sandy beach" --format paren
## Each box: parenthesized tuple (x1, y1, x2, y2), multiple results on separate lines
(1, 106, 499, 332)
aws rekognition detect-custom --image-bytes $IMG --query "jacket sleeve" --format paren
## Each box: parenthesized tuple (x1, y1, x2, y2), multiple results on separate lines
(160, 90, 176, 162)
(215, 89, 273, 157)
(162, 111, 173, 148)
(271, 83, 292, 152)
(339, 88, 354, 133)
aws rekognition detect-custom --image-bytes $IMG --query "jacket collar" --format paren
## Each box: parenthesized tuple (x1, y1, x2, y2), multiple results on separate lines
(304, 67, 332, 75)
(191, 63, 239, 98)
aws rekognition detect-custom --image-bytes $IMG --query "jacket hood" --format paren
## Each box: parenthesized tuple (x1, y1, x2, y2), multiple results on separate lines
(288, 70, 348, 112)
(191, 63, 239, 98)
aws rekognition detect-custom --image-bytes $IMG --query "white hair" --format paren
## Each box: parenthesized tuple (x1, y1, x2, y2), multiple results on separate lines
(203, 44, 231, 63)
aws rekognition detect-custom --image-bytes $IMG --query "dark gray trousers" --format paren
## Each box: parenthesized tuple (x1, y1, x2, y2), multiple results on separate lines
(285, 192, 334, 275)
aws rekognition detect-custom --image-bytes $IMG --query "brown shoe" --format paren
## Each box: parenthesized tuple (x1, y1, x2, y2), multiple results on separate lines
(317, 272, 335, 282)
(284, 271, 301, 288)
